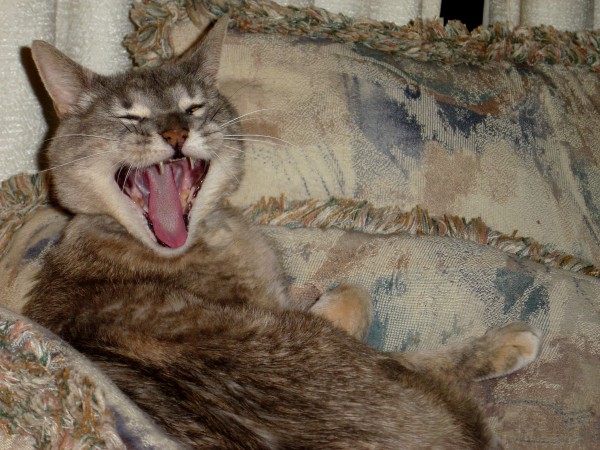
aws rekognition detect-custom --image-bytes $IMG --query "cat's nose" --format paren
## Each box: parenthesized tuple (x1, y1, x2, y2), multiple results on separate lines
(161, 128, 189, 158)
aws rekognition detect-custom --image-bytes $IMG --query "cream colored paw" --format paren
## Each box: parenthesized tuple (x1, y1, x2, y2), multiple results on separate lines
(310, 284, 372, 341)
(479, 322, 542, 380)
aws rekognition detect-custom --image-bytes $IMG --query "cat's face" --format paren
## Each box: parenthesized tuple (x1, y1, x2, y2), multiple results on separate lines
(32, 19, 242, 256)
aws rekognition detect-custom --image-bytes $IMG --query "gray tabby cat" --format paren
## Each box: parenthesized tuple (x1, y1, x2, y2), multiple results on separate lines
(24, 18, 541, 449)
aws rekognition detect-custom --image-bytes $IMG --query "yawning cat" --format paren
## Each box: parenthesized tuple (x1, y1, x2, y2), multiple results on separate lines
(23, 17, 541, 448)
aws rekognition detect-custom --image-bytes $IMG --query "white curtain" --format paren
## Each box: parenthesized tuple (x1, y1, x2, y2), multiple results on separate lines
(284, 0, 600, 30)
(0, 0, 133, 181)
(487, 0, 599, 30)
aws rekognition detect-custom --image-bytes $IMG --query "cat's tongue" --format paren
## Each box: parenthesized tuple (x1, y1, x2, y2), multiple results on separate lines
(145, 164, 187, 248)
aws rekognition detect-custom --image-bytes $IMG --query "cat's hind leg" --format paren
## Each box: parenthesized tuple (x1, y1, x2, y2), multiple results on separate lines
(391, 322, 542, 382)
(310, 284, 372, 341)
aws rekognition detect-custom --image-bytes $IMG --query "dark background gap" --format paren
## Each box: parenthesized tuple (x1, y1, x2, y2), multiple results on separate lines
(440, 0, 485, 30)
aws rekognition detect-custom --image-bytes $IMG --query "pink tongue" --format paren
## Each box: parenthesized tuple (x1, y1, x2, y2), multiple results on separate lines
(145, 164, 188, 248)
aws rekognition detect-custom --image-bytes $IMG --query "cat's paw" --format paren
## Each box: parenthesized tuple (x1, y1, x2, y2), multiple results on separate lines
(310, 284, 372, 341)
(478, 322, 542, 380)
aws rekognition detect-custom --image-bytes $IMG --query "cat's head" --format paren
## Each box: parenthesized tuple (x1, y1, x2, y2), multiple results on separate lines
(32, 18, 242, 256)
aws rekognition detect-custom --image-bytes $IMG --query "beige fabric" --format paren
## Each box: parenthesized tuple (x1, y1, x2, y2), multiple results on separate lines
(488, 0, 597, 30)
(0, 206, 68, 313)
(0, 435, 35, 449)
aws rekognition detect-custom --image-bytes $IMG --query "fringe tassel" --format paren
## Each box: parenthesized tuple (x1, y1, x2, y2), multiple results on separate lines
(0, 319, 123, 448)
(244, 196, 600, 278)
(127, 0, 600, 70)
(1, 173, 598, 278)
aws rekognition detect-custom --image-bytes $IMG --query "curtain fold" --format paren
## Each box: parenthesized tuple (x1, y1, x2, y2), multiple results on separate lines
(520, 0, 593, 30)
(487, 0, 521, 25)
(488, 0, 597, 30)
(54, 0, 134, 74)
(0, 0, 133, 181)
(0, 1, 56, 181)
(282, 0, 598, 30)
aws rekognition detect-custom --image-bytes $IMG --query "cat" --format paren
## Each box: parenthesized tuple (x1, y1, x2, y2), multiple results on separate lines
(23, 17, 541, 449)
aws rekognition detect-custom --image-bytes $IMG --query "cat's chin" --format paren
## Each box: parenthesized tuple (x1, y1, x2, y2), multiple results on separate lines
(115, 157, 210, 251)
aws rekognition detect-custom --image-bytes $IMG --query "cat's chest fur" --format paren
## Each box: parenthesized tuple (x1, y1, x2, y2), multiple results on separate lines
(25, 206, 287, 339)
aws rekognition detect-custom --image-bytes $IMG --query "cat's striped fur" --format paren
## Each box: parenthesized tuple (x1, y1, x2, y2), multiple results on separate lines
(24, 18, 540, 449)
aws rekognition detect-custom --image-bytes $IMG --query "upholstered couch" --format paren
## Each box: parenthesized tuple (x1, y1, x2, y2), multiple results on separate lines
(1, 1, 599, 447)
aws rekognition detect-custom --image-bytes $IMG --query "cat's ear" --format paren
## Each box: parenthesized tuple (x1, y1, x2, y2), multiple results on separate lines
(184, 15, 230, 81)
(31, 41, 95, 117)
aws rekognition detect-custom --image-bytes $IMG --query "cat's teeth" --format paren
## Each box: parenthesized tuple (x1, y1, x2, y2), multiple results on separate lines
(181, 188, 190, 208)
(157, 162, 165, 175)
(133, 196, 144, 209)
(186, 157, 194, 169)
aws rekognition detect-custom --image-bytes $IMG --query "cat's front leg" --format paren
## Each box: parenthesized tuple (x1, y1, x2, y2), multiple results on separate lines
(309, 284, 373, 341)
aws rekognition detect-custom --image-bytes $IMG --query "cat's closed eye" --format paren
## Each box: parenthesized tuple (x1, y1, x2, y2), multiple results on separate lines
(117, 114, 145, 122)
(185, 103, 205, 115)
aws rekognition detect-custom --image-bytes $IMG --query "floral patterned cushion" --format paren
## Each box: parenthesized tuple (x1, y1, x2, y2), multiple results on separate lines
(223, 33, 600, 267)
(2, 176, 599, 448)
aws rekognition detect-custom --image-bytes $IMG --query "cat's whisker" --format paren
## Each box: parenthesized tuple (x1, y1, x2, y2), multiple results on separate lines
(218, 109, 274, 130)
(121, 166, 134, 194)
(219, 144, 244, 154)
(223, 137, 297, 149)
(217, 116, 261, 128)
(210, 149, 240, 184)
(116, 165, 126, 183)
(42, 134, 120, 143)
(204, 118, 262, 137)
(210, 75, 284, 123)
(121, 122, 134, 134)
(38, 150, 122, 173)
(221, 145, 246, 159)
(223, 134, 298, 148)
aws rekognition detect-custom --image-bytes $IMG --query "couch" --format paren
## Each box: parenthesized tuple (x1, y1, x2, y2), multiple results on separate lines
(1, 1, 599, 447)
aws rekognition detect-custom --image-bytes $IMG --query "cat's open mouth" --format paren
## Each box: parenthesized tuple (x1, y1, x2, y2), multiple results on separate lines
(115, 158, 209, 249)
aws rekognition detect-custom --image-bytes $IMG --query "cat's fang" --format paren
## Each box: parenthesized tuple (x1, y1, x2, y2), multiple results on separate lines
(114, 158, 210, 248)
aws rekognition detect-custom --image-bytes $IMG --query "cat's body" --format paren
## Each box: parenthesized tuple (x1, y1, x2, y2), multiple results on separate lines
(26, 212, 490, 448)
(23, 18, 540, 449)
